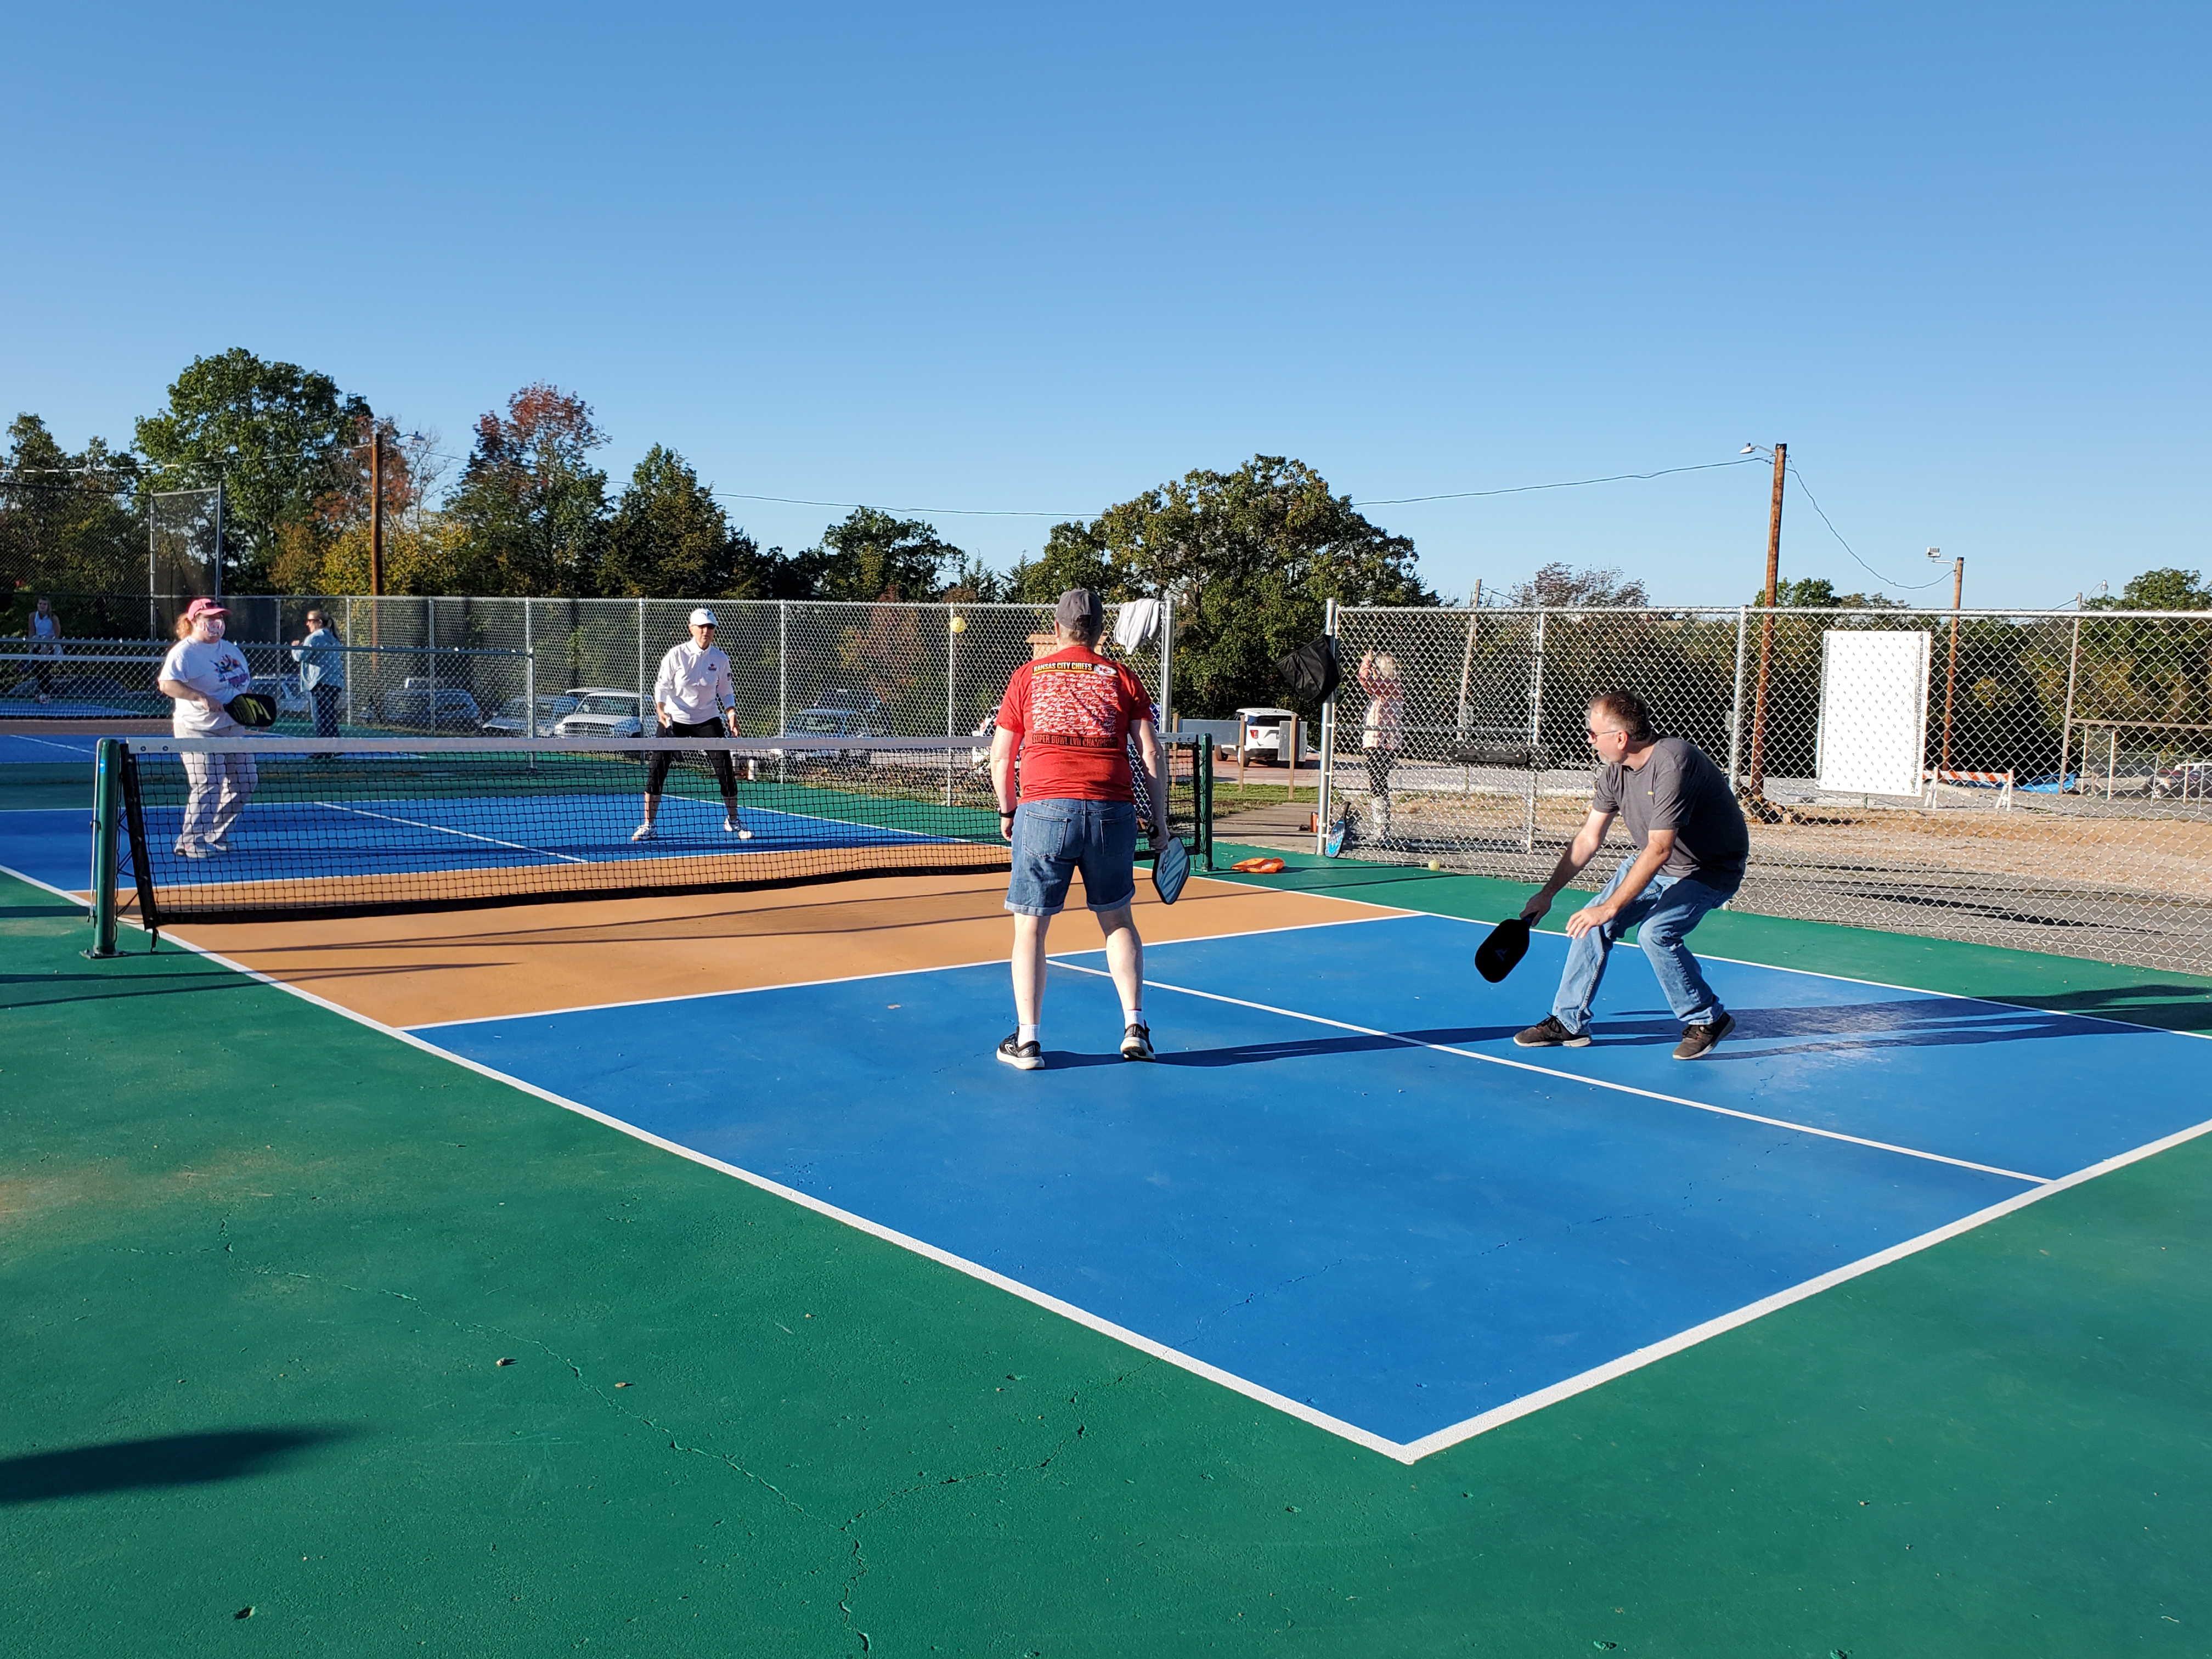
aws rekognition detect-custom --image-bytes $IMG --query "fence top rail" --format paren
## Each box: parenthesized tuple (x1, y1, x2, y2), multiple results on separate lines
(1335, 603, 2212, 622)
(0, 636, 532, 656)
(118, 732, 1211, 756)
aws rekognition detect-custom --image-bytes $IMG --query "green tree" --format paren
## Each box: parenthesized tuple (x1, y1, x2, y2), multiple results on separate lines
(2089, 568, 2212, 611)
(1016, 455, 1435, 719)
(133, 348, 369, 590)
(1507, 562, 1648, 607)
(806, 507, 962, 601)
(0, 415, 144, 634)
(443, 384, 611, 596)
(602, 445, 764, 599)
(1748, 575, 1902, 608)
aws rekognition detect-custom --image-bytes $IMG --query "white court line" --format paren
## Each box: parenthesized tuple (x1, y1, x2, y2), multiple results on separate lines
(1, 733, 99, 755)
(312, 800, 592, 865)
(1397, 1110, 2212, 1459)
(1219, 877, 2212, 1042)
(1053, 960, 2053, 1184)
(407, 884, 1400, 1031)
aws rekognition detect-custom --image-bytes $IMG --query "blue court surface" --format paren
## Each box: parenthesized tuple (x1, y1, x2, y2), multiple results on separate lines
(0, 731, 110, 763)
(0, 794, 952, 894)
(413, 911, 2211, 1454)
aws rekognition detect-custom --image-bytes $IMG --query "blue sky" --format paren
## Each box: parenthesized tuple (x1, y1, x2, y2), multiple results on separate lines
(3, 3, 2203, 607)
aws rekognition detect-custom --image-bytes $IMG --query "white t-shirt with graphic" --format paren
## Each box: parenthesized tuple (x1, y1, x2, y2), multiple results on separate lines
(162, 636, 253, 736)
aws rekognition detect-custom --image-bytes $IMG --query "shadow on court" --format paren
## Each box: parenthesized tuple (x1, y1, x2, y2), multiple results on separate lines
(0, 1428, 356, 1506)
(1498, 1000, 2148, 1057)
(1990, 981, 2212, 1035)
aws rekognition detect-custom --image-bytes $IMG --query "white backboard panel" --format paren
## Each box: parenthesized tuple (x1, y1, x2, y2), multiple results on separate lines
(1816, 629, 1931, 796)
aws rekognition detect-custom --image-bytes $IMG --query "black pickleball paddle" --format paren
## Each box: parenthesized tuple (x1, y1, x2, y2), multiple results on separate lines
(1474, 916, 1531, 983)
(1151, 832, 1190, 905)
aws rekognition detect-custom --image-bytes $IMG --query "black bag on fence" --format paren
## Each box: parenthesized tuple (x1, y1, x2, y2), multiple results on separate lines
(1278, 635, 1341, 703)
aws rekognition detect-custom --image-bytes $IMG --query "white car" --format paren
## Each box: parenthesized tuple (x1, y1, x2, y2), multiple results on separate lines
(1235, 706, 1302, 765)
(552, 688, 646, 738)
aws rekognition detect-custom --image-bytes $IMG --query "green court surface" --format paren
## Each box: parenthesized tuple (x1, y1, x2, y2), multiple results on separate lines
(4, 847, 2211, 1656)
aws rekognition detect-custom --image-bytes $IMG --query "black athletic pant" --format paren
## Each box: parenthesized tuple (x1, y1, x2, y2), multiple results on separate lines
(646, 718, 737, 799)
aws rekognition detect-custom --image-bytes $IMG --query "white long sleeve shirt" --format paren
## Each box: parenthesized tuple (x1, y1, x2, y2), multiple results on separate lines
(653, 641, 735, 725)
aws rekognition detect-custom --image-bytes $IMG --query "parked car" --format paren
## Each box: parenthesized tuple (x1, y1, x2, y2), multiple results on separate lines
(552, 688, 646, 738)
(380, 677, 483, 731)
(1235, 706, 1302, 765)
(480, 693, 582, 737)
(772, 704, 888, 763)
(810, 688, 889, 725)
(246, 673, 312, 718)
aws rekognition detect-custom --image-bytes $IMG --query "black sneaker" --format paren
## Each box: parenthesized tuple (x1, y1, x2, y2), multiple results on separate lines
(1672, 1011, 1735, 1060)
(1513, 1015, 1592, 1048)
(1120, 1023, 1156, 1062)
(996, 1032, 1042, 1070)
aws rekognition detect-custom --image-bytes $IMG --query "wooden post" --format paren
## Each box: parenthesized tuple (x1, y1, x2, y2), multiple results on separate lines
(1745, 442, 1785, 800)
(2059, 593, 2082, 791)
(369, 424, 385, 599)
(1940, 555, 1964, 772)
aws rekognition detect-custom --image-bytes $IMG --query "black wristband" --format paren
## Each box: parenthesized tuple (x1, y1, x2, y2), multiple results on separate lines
(998, 808, 1015, 817)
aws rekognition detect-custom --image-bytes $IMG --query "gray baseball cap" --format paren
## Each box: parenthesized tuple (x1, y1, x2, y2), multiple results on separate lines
(1054, 588, 1104, 635)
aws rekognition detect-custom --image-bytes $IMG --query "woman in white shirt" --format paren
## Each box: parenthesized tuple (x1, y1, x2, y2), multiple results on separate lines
(633, 608, 750, 841)
(155, 599, 258, 857)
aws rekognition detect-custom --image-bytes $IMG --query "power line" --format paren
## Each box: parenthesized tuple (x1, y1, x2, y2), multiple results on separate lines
(1351, 455, 1766, 506)
(1784, 464, 1953, 592)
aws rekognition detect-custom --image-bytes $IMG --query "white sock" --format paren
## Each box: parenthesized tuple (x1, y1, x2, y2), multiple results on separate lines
(1018, 1023, 1039, 1046)
(1122, 1006, 1144, 1029)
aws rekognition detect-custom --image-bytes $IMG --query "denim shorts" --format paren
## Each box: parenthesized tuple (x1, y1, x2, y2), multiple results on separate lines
(1006, 798, 1137, 916)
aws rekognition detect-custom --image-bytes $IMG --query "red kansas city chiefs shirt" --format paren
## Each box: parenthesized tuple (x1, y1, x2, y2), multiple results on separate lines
(997, 645, 1151, 802)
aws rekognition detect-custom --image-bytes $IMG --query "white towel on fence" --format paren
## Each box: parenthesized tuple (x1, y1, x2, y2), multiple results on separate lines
(1113, 597, 1163, 650)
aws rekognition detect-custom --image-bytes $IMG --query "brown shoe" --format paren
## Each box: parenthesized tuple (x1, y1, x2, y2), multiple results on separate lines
(1672, 1012, 1735, 1060)
(1514, 1015, 1592, 1049)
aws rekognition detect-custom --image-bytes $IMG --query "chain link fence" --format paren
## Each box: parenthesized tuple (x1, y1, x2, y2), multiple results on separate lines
(0, 635, 532, 735)
(9, 589, 1176, 768)
(1322, 603, 2212, 975)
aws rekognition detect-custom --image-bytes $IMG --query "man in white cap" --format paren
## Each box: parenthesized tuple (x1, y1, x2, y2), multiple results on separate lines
(989, 587, 1164, 1069)
(634, 608, 750, 840)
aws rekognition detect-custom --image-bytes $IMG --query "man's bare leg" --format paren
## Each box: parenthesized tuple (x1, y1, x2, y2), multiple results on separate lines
(1011, 911, 1051, 1027)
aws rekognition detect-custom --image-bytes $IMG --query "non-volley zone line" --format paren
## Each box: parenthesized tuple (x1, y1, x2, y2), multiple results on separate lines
(313, 800, 594, 865)
(1052, 960, 2055, 1185)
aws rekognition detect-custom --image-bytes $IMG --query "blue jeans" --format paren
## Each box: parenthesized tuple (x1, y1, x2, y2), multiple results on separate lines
(1006, 798, 1137, 917)
(1551, 860, 1737, 1036)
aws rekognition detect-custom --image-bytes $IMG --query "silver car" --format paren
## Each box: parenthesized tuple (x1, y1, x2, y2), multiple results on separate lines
(481, 694, 582, 737)
(552, 688, 646, 738)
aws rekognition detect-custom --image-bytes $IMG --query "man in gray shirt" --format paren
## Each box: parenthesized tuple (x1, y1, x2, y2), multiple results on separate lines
(1513, 688, 1750, 1060)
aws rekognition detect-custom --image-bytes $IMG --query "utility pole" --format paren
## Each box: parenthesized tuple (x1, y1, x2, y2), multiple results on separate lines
(1939, 553, 1965, 772)
(369, 422, 385, 599)
(1743, 441, 1786, 803)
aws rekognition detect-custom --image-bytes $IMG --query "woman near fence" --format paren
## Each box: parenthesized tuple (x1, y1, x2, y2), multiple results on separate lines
(1358, 650, 1404, 840)
(28, 596, 61, 703)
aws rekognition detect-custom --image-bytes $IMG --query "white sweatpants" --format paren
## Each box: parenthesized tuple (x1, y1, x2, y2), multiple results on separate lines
(179, 750, 258, 849)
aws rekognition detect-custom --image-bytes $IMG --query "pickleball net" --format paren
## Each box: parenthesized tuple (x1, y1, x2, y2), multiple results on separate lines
(97, 734, 1214, 929)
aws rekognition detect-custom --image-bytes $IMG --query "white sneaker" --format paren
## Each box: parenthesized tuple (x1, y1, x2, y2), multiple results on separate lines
(174, 840, 211, 860)
(631, 823, 657, 842)
(725, 819, 753, 839)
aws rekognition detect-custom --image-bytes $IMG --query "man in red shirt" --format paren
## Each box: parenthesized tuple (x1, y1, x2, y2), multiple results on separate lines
(989, 588, 1166, 1070)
